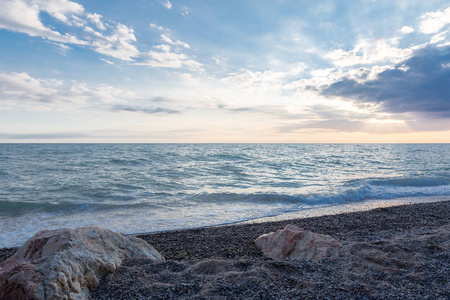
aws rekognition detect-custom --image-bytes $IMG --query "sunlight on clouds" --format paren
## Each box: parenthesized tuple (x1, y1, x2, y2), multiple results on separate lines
(325, 38, 412, 67)
(367, 119, 405, 124)
(222, 63, 307, 93)
(430, 31, 448, 44)
(420, 6, 450, 34)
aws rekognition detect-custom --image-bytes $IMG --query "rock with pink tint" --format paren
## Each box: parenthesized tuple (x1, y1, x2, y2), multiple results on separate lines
(0, 227, 164, 300)
(255, 224, 341, 261)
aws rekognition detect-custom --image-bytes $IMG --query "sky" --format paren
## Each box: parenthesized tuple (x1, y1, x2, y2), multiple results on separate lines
(1, 0, 450, 143)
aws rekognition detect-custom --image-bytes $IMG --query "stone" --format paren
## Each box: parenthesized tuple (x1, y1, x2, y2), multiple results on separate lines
(0, 227, 164, 300)
(255, 224, 341, 261)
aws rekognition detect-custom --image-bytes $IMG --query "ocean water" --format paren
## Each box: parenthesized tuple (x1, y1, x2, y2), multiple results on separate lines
(1, 143, 450, 248)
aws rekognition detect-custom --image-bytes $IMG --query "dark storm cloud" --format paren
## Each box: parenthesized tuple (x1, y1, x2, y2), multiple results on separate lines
(321, 46, 450, 117)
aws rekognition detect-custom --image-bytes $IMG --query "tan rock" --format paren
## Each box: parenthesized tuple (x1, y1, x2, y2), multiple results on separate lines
(255, 224, 341, 261)
(0, 227, 164, 300)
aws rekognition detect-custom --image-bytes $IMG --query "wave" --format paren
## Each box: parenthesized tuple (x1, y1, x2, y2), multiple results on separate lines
(366, 177, 450, 187)
(0, 200, 164, 216)
(183, 176, 450, 208)
(2, 175, 450, 217)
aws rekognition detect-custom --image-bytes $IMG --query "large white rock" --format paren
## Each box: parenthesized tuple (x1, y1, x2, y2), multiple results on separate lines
(255, 224, 341, 261)
(0, 227, 164, 300)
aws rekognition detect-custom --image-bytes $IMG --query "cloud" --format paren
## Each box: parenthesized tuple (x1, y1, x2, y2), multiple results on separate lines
(288, 64, 395, 93)
(86, 13, 106, 30)
(100, 58, 114, 65)
(0, 0, 86, 45)
(325, 38, 413, 67)
(0, 71, 136, 105)
(220, 104, 307, 120)
(154, 44, 171, 52)
(400, 26, 414, 34)
(162, 1, 172, 9)
(430, 31, 447, 44)
(150, 23, 164, 31)
(108, 104, 179, 115)
(0, 132, 90, 139)
(321, 46, 450, 118)
(0, 72, 58, 103)
(223, 63, 307, 92)
(160, 34, 190, 48)
(276, 105, 409, 134)
(0, 71, 185, 117)
(420, 6, 450, 34)
(87, 24, 140, 61)
(0, 0, 139, 61)
(181, 7, 189, 16)
(39, 0, 85, 26)
(137, 50, 203, 70)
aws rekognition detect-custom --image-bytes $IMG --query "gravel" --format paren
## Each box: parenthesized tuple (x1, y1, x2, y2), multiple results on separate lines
(1, 201, 449, 299)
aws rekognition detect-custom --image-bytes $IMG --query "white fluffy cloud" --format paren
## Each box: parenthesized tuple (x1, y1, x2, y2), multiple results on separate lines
(325, 38, 412, 67)
(136, 34, 200, 70)
(400, 26, 414, 34)
(87, 24, 140, 61)
(38, 0, 84, 26)
(420, 6, 450, 34)
(0, 0, 139, 61)
(0, 0, 86, 44)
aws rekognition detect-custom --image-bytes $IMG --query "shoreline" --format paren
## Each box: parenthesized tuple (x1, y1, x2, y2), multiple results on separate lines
(1, 195, 449, 251)
(122, 195, 450, 238)
(1, 200, 449, 299)
(238, 195, 450, 225)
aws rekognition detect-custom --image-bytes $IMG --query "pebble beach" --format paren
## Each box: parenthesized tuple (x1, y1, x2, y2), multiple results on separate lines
(3, 201, 448, 299)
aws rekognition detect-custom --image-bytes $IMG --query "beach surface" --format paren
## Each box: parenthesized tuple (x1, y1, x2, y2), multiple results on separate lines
(1, 200, 449, 299)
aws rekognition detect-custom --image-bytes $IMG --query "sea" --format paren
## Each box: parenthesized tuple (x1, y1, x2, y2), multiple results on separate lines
(1, 143, 450, 248)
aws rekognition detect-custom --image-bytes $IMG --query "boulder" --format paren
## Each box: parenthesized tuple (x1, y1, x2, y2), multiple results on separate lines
(0, 227, 164, 300)
(255, 224, 341, 261)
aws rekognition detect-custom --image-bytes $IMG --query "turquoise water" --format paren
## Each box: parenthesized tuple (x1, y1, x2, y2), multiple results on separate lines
(1, 143, 450, 247)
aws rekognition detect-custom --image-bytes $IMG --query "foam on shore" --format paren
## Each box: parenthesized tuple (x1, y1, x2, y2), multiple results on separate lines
(238, 195, 450, 224)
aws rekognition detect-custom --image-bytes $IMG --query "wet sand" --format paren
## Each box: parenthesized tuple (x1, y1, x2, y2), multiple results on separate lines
(1, 200, 449, 299)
